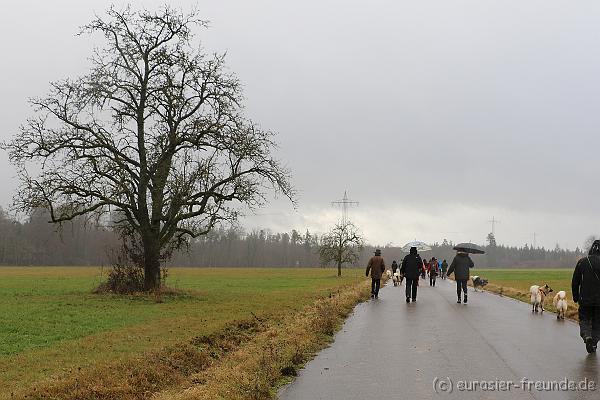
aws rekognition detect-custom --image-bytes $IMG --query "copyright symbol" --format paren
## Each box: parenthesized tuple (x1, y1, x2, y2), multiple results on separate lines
(433, 377, 453, 394)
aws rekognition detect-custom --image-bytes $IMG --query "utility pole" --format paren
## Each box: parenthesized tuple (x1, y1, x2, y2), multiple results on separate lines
(332, 190, 359, 225)
(488, 217, 500, 236)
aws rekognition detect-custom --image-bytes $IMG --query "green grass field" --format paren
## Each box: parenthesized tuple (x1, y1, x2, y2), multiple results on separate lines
(0, 266, 580, 398)
(0, 267, 365, 398)
(476, 268, 573, 297)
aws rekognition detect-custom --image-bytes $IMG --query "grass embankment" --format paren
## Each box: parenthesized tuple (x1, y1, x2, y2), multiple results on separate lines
(475, 269, 578, 320)
(0, 267, 370, 399)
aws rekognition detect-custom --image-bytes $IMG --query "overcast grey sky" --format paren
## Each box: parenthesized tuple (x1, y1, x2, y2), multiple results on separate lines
(1, 0, 599, 249)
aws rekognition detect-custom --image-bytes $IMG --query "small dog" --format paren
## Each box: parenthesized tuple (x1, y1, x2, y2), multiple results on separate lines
(553, 290, 568, 320)
(392, 271, 403, 286)
(530, 284, 553, 313)
(471, 276, 488, 292)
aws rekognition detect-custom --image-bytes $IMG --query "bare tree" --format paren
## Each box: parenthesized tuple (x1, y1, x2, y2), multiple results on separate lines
(2, 5, 294, 289)
(319, 221, 364, 276)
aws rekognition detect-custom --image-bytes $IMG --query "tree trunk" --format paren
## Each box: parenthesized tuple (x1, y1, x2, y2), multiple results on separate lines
(143, 235, 161, 290)
(337, 260, 342, 276)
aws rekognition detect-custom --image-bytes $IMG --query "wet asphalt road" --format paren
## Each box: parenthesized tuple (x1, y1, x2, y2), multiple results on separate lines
(278, 277, 599, 400)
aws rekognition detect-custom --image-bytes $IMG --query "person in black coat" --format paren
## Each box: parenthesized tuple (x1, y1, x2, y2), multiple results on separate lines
(572, 240, 600, 353)
(401, 247, 422, 303)
(391, 260, 399, 274)
(447, 252, 474, 304)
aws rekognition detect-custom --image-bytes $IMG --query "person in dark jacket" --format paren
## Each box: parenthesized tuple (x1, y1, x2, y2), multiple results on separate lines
(441, 259, 448, 279)
(447, 252, 474, 304)
(366, 249, 385, 299)
(572, 240, 600, 353)
(391, 260, 399, 274)
(401, 247, 422, 303)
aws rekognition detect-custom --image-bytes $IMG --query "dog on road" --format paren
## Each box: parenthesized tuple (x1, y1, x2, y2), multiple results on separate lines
(392, 271, 403, 286)
(553, 290, 568, 320)
(471, 276, 488, 292)
(530, 284, 553, 313)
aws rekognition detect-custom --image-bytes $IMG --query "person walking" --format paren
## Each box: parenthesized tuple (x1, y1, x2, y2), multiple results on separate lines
(400, 247, 423, 303)
(421, 258, 428, 279)
(572, 240, 600, 353)
(447, 251, 474, 303)
(366, 249, 385, 299)
(429, 257, 439, 287)
(391, 260, 399, 274)
(441, 259, 448, 280)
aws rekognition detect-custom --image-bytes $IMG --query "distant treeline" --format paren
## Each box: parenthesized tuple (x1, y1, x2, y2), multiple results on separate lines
(0, 208, 116, 266)
(0, 209, 585, 268)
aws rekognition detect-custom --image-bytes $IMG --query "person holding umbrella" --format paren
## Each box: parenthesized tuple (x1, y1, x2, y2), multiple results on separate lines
(447, 243, 483, 304)
(400, 246, 423, 303)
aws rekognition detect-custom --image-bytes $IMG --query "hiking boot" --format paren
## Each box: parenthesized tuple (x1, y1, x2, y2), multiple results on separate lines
(412, 298, 417, 303)
(585, 337, 597, 354)
(457, 297, 461, 304)
(463, 295, 468, 304)
(406, 297, 410, 303)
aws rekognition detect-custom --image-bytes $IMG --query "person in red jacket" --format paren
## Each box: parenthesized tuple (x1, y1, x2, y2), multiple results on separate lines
(429, 257, 439, 287)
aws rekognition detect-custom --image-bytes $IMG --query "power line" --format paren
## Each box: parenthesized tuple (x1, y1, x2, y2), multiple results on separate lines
(331, 190, 359, 225)
(533, 232, 540, 249)
(488, 216, 500, 236)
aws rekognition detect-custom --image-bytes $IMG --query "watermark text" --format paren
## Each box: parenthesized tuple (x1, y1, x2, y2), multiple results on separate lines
(432, 377, 596, 394)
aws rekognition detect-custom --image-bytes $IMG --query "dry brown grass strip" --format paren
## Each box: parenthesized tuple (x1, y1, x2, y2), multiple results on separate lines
(13, 319, 266, 400)
(153, 280, 372, 400)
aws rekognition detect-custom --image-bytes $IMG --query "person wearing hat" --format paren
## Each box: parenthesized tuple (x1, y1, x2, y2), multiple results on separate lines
(572, 239, 600, 353)
(400, 247, 423, 303)
(366, 249, 386, 299)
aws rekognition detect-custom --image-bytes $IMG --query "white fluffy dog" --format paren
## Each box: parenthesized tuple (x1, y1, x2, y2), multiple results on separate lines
(392, 271, 403, 286)
(530, 284, 553, 313)
(385, 270, 392, 279)
(553, 290, 568, 320)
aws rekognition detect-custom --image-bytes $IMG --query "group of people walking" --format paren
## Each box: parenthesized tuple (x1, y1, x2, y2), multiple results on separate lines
(366, 247, 473, 304)
(366, 240, 600, 354)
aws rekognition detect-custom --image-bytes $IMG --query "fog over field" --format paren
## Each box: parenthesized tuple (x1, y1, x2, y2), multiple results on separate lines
(1, 0, 599, 249)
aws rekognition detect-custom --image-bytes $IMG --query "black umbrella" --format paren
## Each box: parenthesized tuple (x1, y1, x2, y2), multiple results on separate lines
(453, 242, 485, 254)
